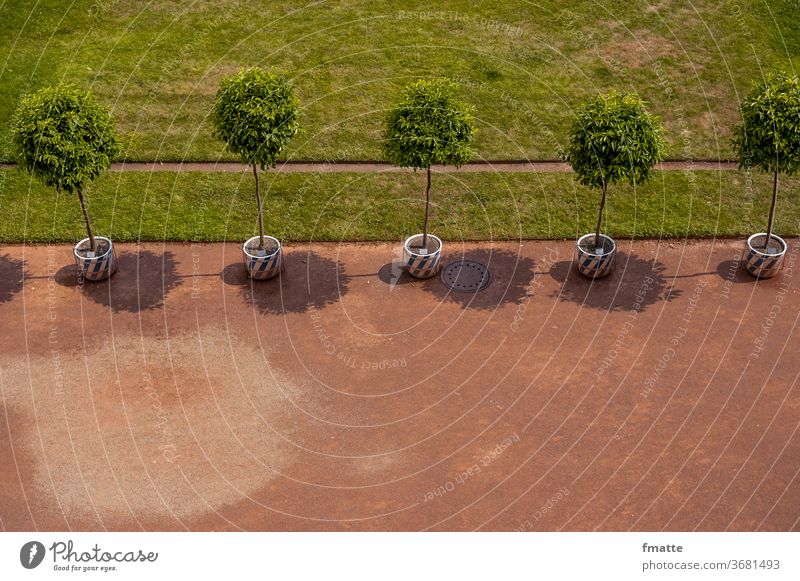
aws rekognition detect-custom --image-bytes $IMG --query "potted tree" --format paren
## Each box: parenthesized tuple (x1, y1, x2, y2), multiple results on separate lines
(212, 68, 301, 280)
(384, 79, 475, 279)
(564, 92, 665, 278)
(12, 84, 120, 281)
(733, 72, 800, 279)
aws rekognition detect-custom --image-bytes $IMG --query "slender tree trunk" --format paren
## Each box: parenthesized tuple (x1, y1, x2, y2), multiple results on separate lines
(422, 166, 431, 250)
(765, 167, 779, 250)
(77, 187, 96, 253)
(253, 164, 265, 251)
(594, 182, 607, 251)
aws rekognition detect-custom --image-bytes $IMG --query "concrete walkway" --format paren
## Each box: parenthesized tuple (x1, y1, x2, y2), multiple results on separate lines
(0, 239, 797, 531)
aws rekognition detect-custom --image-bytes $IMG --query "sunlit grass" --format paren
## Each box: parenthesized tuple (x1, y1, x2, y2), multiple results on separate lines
(2, 169, 798, 242)
(1, 1, 798, 162)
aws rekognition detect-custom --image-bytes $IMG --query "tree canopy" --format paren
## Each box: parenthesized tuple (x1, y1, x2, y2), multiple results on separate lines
(212, 68, 302, 170)
(565, 92, 665, 190)
(733, 72, 800, 175)
(12, 84, 119, 193)
(384, 79, 475, 170)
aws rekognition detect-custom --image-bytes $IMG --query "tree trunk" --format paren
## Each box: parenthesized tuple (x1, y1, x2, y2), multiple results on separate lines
(422, 166, 431, 250)
(77, 187, 96, 253)
(765, 167, 779, 250)
(253, 164, 265, 251)
(594, 182, 607, 251)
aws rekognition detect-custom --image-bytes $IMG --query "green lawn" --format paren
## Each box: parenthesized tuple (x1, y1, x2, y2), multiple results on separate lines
(2, 168, 798, 243)
(1, 1, 798, 163)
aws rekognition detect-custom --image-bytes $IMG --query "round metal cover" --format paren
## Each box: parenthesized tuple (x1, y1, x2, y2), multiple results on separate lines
(440, 260, 491, 292)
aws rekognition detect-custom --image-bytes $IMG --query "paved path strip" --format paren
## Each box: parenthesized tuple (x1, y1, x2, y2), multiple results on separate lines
(0, 240, 797, 531)
(0, 160, 737, 173)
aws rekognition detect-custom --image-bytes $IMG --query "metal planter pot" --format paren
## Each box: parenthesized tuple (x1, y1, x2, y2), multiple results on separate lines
(576, 233, 616, 279)
(73, 236, 116, 281)
(243, 235, 282, 280)
(403, 234, 442, 279)
(744, 233, 787, 279)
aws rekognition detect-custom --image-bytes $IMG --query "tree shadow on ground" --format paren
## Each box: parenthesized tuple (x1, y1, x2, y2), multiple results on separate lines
(0, 254, 24, 305)
(418, 248, 538, 311)
(54, 250, 182, 313)
(222, 250, 350, 315)
(549, 252, 682, 312)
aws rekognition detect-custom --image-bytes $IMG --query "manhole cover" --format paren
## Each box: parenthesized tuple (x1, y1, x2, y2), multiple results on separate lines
(441, 260, 491, 292)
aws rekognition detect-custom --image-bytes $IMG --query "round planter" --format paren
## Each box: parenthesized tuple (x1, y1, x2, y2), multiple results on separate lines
(243, 235, 282, 280)
(74, 236, 116, 281)
(403, 234, 443, 279)
(744, 233, 787, 279)
(576, 233, 616, 279)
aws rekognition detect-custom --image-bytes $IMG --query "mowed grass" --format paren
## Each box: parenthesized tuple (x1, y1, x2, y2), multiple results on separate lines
(1, 1, 798, 162)
(2, 168, 799, 243)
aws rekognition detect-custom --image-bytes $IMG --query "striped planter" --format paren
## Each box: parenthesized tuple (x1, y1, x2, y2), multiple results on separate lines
(744, 233, 786, 279)
(576, 233, 616, 279)
(243, 235, 282, 280)
(403, 234, 442, 279)
(73, 236, 116, 282)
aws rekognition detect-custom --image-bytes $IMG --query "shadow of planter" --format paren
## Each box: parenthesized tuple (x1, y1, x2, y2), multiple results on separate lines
(54, 250, 182, 313)
(0, 254, 24, 305)
(716, 259, 760, 285)
(549, 252, 682, 312)
(377, 260, 416, 287)
(222, 250, 351, 315)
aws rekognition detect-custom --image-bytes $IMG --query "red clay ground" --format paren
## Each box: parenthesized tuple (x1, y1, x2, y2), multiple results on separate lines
(0, 239, 798, 531)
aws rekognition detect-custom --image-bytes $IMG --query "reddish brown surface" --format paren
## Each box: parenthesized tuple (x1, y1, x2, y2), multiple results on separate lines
(0, 240, 798, 531)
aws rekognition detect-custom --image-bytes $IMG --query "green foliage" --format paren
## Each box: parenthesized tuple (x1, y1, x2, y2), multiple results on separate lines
(212, 68, 301, 169)
(565, 92, 665, 190)
(733, 72, 800, 175)
(384, 79, 475, 170)
(11, 84, 119, 193)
